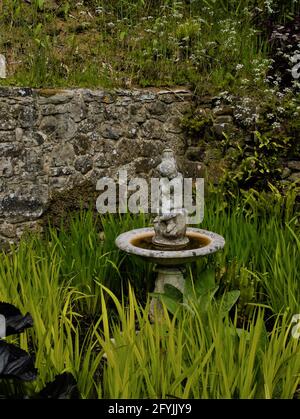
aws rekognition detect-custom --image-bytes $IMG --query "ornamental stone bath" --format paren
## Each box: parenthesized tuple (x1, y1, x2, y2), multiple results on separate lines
(116, 148, 225, 319)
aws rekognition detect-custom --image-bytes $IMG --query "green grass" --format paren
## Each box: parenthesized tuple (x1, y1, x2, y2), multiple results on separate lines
(0, 0, 299, 399)
(0, 191, 299, 398)
(99, 287, 300, 399)
(1, 0, 298, 91)
(0, 210, 153, 317)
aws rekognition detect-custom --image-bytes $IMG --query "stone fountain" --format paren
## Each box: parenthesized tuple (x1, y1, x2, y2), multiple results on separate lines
(115, 149, 225, 317)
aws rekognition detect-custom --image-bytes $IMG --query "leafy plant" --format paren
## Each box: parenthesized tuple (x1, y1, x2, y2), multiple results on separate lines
(219, 129, 293, 192)
(98, 285, 300, 399)
(0, 191, 298, 398)
(152, 267, 240, 317)
(181, 108, 213, 141)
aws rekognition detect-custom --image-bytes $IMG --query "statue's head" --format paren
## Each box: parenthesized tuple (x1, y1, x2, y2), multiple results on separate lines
(158, 148, 178, 179)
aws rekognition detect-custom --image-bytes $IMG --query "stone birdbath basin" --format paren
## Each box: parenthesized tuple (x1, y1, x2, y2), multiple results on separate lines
(116, 227, 224, 266)
(116, 227, 225, 315)
(115, 149, 225, 317)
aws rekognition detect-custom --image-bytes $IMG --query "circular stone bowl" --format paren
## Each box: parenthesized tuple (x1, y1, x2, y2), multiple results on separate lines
(115, 227, 225, 266)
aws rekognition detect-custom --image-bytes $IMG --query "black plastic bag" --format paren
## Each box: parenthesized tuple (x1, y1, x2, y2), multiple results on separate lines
(36, 373, 80, 399)
(0, 302, 33, 337)
(0, 302, 79, 398)
(0, 341, 37, 381)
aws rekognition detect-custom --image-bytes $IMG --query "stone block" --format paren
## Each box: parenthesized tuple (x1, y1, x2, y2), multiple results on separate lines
(215, 115, 233, 124)
(0, 158, 13, 177)
(0, 185, 49, 221)
(143, 119, 165, 140)
(287, 161, 300, 171)
(50, 143, 75, 167)
(213, 122, 232, 137)
(0, 55, 6, 78)
(74, 156, 93, 174)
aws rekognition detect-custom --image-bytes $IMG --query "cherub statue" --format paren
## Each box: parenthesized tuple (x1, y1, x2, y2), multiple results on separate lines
(152, 149, 189, 249)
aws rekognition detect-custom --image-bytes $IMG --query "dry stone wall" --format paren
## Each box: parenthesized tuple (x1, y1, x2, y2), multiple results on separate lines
(1, 87, 298, 247)
(0, 87, 196, 246)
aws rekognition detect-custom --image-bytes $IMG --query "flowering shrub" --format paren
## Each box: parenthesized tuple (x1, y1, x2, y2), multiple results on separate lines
(267, 16, 300, 90)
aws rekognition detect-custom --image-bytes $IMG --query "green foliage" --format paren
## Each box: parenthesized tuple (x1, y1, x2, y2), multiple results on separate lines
(1, 0, 298, 91)
(99, 286, 300, 399)
(0, 0, 274, 90)
(153, 267, 240, 317)
(181, 109, 213, 140)
(200, 187, 300, 315)
(0, 191, 299, 398)
(0, 0, 299, 399)
(216, 86, 300, 194)
(219, 130, 291, 191)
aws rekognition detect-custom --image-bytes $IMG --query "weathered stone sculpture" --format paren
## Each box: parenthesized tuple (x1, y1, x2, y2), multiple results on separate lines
(152, 149, 189, 249)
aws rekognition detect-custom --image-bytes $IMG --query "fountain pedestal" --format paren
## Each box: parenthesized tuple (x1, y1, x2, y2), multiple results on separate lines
(150, 266, 185, 320)
(116, 228, 225, 322)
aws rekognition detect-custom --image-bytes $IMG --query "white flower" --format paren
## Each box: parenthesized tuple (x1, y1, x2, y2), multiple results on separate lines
(236, 64, 244, 71)
(264, 0, 274, 13)
(245, 117, 254, 126)
(272, 122, 281, 129)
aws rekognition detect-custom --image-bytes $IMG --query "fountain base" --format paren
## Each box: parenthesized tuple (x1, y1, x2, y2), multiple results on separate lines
(150, 265, 185, 321)
(151, 236, 189, 250)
